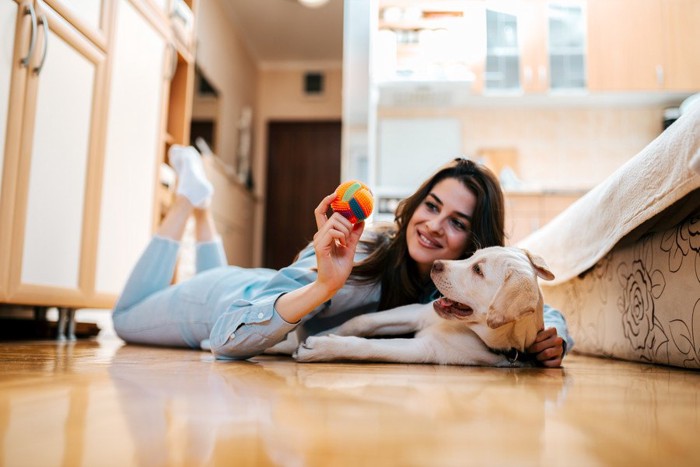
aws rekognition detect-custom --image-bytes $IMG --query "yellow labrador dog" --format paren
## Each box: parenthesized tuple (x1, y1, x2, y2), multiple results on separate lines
(294, 247, 555, 366)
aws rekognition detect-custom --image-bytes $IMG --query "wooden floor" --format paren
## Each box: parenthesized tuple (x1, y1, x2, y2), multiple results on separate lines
(1, 336, 699, 466)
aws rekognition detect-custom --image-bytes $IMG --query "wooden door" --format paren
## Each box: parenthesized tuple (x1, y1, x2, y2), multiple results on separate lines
(264, 121, 341, 270)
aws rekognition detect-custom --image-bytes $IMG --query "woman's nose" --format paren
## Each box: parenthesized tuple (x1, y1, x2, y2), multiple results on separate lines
(426, 218, 443, 234)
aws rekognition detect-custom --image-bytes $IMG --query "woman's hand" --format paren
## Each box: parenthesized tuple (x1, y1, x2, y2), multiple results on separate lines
(312, 191, 365, 295)
(526, 327, 565, 367)
(274, 192, 364, 324)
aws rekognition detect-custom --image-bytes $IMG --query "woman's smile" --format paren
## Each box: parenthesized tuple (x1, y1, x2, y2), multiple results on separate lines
(417, 229, 442, 249)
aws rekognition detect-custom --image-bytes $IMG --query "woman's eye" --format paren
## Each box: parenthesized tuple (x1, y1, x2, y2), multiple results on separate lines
(450, 218, 466, 230)
(425, 201, 438, 212)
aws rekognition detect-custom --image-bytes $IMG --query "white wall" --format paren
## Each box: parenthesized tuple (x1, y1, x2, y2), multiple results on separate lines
(195, 0, 258, 168)
(378, 105, 668, 191)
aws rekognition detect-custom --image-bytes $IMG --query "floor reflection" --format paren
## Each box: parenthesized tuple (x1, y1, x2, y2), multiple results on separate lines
(107, 345, 571, 466)
(2, 339, 699, 466)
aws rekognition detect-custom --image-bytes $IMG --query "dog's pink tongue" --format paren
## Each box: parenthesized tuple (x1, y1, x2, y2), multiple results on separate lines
(436, 297, 473, 316)
(437, 297, 455, 307)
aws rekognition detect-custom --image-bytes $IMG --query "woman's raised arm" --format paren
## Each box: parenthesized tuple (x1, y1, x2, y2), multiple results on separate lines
(274, 191, 364, 323)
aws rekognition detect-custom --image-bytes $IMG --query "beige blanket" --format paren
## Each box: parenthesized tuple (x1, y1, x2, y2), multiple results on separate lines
(519, 104, 700, 286)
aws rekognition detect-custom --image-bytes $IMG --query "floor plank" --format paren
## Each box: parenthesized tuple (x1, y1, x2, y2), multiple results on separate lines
(0, 336, 699, 466)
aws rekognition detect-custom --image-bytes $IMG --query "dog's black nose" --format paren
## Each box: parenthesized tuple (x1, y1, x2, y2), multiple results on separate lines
(432, 261, 444, 273)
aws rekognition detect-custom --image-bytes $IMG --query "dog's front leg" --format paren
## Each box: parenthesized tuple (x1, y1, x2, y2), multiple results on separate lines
(333, 304, 433, 337)
(295, 335, 435, 364)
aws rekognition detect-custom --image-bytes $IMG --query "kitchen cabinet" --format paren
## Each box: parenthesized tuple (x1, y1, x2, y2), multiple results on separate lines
(587, 0, 663, 91)
(482, 0, 586, 94)
(482, 4, 521, 92)
(148, 0, 170, 16)
(94, 0, 196, 299)
(93, 0, 170, 299)
(504, 191, 582, 245)
(376, 0, 699, 95)
(587, 0, 700, 92)
(92, 0, 196, 302)
(0, 0, 197, 315)
(0, 0, 18, 302)
(375, 0, 587, 97)
(42, 0, 111, 50)
(660, 0, 700, 91)
(1, 0, 107, 306)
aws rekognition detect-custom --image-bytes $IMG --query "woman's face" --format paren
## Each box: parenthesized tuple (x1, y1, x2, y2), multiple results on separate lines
(406, 177, 476, 278)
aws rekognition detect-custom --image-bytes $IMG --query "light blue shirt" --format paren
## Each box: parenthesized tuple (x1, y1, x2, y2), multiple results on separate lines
(208, 241, 380, 359)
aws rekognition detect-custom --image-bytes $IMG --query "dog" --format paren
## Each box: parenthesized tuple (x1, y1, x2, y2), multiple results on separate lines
(293, 246, 555, 366)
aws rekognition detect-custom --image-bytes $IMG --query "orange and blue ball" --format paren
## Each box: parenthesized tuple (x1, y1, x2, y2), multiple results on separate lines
(331, 180, 374, 224)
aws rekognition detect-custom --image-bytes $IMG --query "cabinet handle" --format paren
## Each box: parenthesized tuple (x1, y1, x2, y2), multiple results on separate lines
(33, 14, 49, 75)
(167, 43, 178, 81)
(20, 4, 38, 68)
(656, 65, 664, 87)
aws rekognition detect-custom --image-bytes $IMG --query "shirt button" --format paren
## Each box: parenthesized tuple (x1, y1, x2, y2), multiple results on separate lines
(257, 312, 264, 319)
(230, 333, 235, 339)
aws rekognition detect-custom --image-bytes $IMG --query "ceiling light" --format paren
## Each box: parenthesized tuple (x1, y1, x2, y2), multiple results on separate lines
(298, 0, 330, 8)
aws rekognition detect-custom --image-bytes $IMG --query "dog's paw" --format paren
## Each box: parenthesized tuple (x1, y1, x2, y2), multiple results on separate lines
(294, 336, 340, 363)
(494, 357, 529, 368)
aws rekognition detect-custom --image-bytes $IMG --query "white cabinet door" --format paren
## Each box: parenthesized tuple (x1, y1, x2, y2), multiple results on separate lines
(484, 1, 586, 93)
(48, 0, 102, 32)
(0, 0, 18, 198)
(150, 0, 170, 16)
(0, 0, 19, 300)
(17, 4, 104, 291)
(95, 0, 167, 295)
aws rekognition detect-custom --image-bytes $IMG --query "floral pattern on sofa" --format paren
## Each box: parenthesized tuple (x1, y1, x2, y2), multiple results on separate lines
(543, 213, 700, 369)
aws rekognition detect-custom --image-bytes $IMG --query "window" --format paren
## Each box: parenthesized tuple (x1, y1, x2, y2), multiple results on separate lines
(485, 9, 520, 91)
(548, 4, 586, 89)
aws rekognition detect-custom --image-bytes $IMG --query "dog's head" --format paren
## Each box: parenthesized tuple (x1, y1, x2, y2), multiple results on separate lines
(431, 247, 555, 329)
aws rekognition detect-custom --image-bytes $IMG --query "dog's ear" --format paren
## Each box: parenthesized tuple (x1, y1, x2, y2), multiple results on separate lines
(486, 269, 538, 329)
(520, 248, 555, 281)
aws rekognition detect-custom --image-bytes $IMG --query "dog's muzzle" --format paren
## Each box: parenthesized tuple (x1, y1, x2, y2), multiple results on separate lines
(433, 297, 473, 319)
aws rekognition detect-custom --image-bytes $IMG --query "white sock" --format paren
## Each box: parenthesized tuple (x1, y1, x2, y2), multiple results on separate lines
(168, 145, 213, 208)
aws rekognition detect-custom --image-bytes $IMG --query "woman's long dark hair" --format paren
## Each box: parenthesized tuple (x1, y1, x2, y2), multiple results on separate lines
(351, 158, 505, 310)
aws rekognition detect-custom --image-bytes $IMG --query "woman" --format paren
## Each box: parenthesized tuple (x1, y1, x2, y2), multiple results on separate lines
(113, 146, 572, 366)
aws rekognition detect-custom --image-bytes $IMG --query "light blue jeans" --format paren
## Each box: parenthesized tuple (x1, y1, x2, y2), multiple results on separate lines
(112, 236, 229, 349)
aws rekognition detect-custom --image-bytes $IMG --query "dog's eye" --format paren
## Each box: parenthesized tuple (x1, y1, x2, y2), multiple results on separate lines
(473, 264, 483, 276)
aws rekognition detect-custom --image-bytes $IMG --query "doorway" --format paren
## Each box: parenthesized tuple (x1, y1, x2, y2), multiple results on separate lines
(264, 121, 341, 269)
